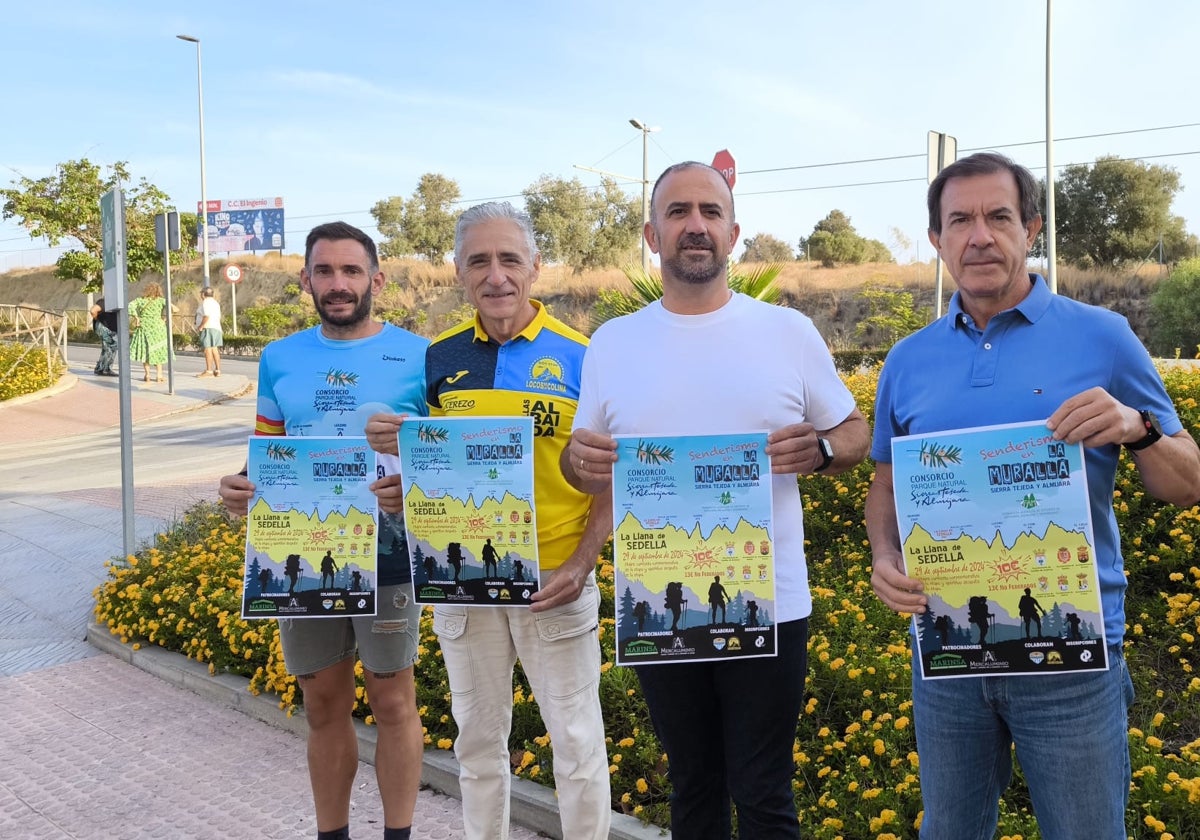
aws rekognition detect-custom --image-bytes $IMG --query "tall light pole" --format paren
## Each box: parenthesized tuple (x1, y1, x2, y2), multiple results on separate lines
(177, 34, 210, 289)
(629, 119, 659, 271)
(1044, 0, 1057, 294)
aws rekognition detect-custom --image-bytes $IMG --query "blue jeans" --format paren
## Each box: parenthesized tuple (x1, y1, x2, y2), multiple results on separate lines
(94, 322, 116, 373)
(912, 644, 1132, 840)
(635, 618, 808, 840)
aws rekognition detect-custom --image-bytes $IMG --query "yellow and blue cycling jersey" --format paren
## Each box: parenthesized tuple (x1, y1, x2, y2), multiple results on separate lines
(426, 300, 590, 569)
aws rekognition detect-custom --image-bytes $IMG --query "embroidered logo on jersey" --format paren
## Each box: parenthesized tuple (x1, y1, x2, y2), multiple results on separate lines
(446, 370, 470, 384)
(526, 356, 567, 394)
(441, 397, 476, 412)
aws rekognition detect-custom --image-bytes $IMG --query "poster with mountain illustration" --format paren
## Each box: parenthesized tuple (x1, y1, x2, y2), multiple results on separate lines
(398, 417, 539, 605)
(891, 420, 1107, 679)
(612, 432, 775, 665)
(242, 437, 378, 619)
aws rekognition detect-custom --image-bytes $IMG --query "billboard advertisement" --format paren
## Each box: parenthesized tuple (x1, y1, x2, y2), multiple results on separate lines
(198, 197, 285, 253)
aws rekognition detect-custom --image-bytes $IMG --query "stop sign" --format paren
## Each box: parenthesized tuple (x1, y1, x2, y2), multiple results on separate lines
(711, 149, 736, 189)
(224, 264, 243, 284)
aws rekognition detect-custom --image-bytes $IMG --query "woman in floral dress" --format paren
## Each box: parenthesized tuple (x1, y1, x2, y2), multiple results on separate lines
(128, 282, 169, 382)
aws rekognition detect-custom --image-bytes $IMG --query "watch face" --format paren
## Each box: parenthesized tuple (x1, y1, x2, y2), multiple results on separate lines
(1144, 411, 1163, 436)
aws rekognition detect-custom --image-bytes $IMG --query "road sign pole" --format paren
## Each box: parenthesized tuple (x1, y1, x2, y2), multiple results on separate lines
(224, 264, 242, 335)
(927, 131, 957, 319)
(102, 186, 136, 560)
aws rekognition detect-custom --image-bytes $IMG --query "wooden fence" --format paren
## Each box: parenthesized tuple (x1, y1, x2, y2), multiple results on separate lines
(0, 304, 69, 389)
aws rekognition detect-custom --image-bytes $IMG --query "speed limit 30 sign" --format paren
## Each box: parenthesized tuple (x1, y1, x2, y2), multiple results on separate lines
(224, 264, 243, 284)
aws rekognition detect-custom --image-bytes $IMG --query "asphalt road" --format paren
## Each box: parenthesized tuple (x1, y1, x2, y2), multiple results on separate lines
(2, 346, 259, 497)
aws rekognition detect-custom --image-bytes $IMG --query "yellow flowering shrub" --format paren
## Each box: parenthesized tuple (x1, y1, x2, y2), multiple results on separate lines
(92, 365, 1200, 837)
(0, 342, 65, 401)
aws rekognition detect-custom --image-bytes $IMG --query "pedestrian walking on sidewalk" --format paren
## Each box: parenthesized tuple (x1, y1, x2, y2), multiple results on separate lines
(195, 286, 223, 377)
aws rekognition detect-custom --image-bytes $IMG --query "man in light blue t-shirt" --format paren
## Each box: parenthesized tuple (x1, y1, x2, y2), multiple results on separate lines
(219, 222, 427, 840)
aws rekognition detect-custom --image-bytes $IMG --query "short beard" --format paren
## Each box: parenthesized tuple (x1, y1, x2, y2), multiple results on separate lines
(313, 290, 373, 328)
(662, 251, 724, 285)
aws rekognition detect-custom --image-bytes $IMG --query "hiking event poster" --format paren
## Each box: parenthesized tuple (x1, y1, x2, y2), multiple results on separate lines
(890, 420, 1107, 679)
(241, 437, 379, 619)
(612, 432, 776, 666)
(398, 416, 539, 605)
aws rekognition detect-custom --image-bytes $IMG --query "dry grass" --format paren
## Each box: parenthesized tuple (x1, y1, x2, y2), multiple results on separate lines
(0, 256, 1171, 344)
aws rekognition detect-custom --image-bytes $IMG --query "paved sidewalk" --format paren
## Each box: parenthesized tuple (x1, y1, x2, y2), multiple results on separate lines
(0, 356, 663, 839)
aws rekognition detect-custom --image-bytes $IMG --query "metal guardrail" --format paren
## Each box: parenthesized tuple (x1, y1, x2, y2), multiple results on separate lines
(0, 304, 69, 389)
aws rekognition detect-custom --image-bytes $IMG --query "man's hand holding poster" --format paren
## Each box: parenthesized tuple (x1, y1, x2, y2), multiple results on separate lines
(891, 420, 1106, 679)
(612, 432, 776, 665)
(242, 437, 378, 619)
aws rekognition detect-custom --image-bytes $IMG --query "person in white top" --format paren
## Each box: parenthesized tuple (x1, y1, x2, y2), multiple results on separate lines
(195, 286, 223, 376)
(562, 162, 870, 839)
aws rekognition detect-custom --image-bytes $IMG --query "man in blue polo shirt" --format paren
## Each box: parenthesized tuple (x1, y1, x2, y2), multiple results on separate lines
(865, 152, 1200, 840)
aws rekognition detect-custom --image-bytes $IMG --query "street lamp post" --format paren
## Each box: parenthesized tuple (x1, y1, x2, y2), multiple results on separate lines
(177, 34, 210, 289)
(629, 119, 659, 272)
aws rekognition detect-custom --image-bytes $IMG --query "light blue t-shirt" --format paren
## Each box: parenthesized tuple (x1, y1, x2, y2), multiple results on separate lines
(256, 323, 429, 585)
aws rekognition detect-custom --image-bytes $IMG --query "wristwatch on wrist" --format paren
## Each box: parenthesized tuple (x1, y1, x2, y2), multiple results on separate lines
(1125, 410, 1163, 451)
(813, 437, 835, 473)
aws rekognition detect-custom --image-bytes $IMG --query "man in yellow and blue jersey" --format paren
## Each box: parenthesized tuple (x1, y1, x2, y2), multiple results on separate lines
(367, 202, 612, 840)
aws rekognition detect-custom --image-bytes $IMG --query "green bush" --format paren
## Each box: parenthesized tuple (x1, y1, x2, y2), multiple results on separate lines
(172, 332, 270, 355)
(243, 303, 307, 337)
(0, 341, 65, 401)
(93, 365, 1200, 837)
(1149, 258, 1200, 357)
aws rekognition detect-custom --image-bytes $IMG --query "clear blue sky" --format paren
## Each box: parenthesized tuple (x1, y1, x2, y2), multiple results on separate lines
(3, 0, 1197, 271)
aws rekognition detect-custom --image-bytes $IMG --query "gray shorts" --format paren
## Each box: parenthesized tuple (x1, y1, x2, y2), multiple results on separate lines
(199, 328, 223, 348)
(277, 583, 420, 676)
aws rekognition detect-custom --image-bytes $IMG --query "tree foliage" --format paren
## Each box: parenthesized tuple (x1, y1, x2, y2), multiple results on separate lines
(369, 196, 408, 260)
(1148, 257, 1200, 356)
(1, 159, 188, 292)
(522, 175, 640, 272)
(799, 210, 893, 267)
(591, 263, 784, 331)
(854, 283, 929, 348)
(1053, 156, 1198, 268)
(371, 173, 461, 263)
(740, 232, 794, 263)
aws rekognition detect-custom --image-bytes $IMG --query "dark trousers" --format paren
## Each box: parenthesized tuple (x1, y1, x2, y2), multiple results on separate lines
(94, 322, 116, 373)
(635, 617, 809, 840)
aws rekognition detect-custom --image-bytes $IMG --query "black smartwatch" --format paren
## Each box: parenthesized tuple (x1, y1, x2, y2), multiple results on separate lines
(1125, 410, 1163, 452)
(813, 437, 835, 472)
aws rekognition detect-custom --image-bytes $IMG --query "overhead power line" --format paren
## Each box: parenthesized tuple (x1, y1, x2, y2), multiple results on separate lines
(739, 121, 1200, 176)
(3, 123, 1198, 256)
(737, 151, 1200, 198)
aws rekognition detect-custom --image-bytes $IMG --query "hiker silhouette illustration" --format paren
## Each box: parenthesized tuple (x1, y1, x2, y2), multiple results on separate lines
(447, 542, 464, 581)
(320, 550, 339, 589)
(708, 575, 730, 624)
(968, 595, 991, 644)
(481, 538, 498, 577)
(283, 554, 301, 595)
(664, 581, 685, 631)
(1018, 587, 1046, 638)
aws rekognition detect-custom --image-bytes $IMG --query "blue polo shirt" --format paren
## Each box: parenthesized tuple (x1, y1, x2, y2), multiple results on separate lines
(871, 274, 1182, 642)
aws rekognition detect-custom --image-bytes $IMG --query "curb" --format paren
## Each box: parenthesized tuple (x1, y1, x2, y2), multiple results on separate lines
(86, 623, 668, 840)
(0, 372, 79, 409)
